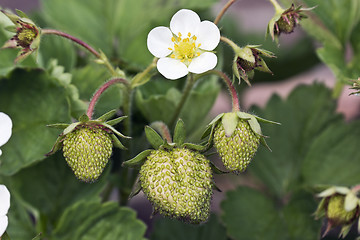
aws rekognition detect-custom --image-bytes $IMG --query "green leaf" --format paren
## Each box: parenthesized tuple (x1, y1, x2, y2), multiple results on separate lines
(248, 84, 344, 197)
(136, 77, 220, 134)
(282, 191, 321, 240)
(8, 152, 107, 227)
(0, 68, 71, 175)
(302, 120, 360, 186)
(52, 201, 147, 240)
(150, 214, 226, 240)
(173, 119, 186, 146)
(221, 186, 285, 240)
(6, 194, 37, 240)
(145, 126, 164, 149)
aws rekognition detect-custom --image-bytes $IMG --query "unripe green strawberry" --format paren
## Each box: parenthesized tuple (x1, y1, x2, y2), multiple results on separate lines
(213, 120, 260, 173)
(139, 148, 212, 224)
(62, 124, 112, 182)
(326, 195, 358, 226)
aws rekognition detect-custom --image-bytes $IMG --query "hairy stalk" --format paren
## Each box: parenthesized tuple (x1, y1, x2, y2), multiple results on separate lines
(220, 36, 240, 51)
(41, 29, 117, 75)
(169, 74, 196, 128)
(199, 70, 240, 112)
(87, 78, 130, 119)
(214, 0, 237, 25)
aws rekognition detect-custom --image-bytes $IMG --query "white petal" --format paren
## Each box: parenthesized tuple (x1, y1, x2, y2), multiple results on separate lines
(0, 185, 10, 216)
(170, 9, 200, 37)
(317, 187, 336, 197)
(0, 113, 12, 147)
(196, 20, 220, 51)
(188, 52, 217, 74)
(0, 215, 8, 237)
(344, 192, 358, 212)
(157, 58, 188, 80)
(147, 27, 173, 58)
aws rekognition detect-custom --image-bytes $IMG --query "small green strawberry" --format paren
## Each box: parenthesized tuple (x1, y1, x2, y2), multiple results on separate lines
(203, 111, 279, 174)
(47, 110, 128, 182)
(315, 186, 360, 238)
(123, 119, 215, 224)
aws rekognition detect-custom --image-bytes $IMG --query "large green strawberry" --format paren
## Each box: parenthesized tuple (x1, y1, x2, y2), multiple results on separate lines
(139, 148, 212, 223)
(123, 119, 214, 224)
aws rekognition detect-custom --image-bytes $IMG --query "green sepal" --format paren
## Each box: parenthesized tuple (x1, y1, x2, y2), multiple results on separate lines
(122, 149, 152, 168)
(63, 122, 81, 135)
(236, 47, 255, 63)
(145, 126, 164, 149)
(105, 116, 127, 126)
(208, 113, 225, 126)
(97, 109, 117, 122)
(131, 71, 153, 89)
(210, 161, 228, 174)
(111, 134, 127, 150)
(237, 112, 262, 136)
(181, 142, 206, 152)
(102, 122, 130, 139)
(128, 176, 142, 199)
(15, 9, 30, 19)
(222, 112, 239, 137)
(173, 119, 186, 146)
(79, 114, 90, 123)
(255, 57, 273, 74)
(314, 198, 327, 219)
(4, 25, 17, 33)
(46, 123, 70, 129)
(1, 10, 20, 24)
(201, 113, 224, 140)
(201, 124, 212, 140)
(339, 224, 352, 238)
(260, 136, 271, 152)
(254, 115, 281, 125)
(45, 135, 65, 156)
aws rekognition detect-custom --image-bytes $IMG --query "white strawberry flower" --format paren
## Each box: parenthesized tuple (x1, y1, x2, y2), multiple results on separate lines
(0, 112, 13, 156)
(0, 185, 10, 237)
(147, 9, 220, 80)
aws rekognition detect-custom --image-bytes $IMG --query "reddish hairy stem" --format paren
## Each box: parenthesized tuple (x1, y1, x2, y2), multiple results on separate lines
(87, 78, 129, 119)
(208, 70, 240, 112)
(41, 29, 101, 58)
(214, 0, 236, 25)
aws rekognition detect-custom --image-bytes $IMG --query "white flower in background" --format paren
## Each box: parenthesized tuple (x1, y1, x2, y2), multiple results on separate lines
(147, 9, 220, 80)
(0, 112, 13, 156)
(0, 185, 10, 237)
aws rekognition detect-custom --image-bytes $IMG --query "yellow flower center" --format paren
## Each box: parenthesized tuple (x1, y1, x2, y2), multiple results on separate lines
(168, 32, 202, 66)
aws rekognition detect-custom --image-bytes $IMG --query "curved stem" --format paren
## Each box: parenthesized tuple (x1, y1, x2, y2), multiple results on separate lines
(41, 29, 117, 76)
(87, 78, 130, 119)
(169, 74, 196, 128)
(214, 0, 237, 25)
(201, 70, 240, 112)
(220, 36, 240, 51)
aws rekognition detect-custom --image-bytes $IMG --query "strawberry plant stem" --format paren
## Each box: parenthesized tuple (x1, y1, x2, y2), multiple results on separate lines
(87, 78, 130, 119)
(214, 0, 236, 25)
(41, 29, 117, 76)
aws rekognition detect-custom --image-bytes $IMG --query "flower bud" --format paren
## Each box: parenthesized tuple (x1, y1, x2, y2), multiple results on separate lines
(1, 9, 41, 62)
(233, 45, 274, 86)
(267, 4, 314, 42)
